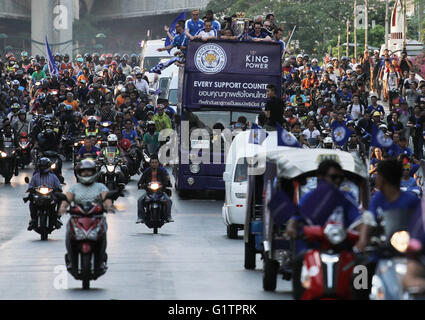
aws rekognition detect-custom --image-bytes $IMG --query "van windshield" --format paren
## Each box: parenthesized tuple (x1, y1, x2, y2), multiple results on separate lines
(143, 57, 170, 71)
(168, 89, 178, 105)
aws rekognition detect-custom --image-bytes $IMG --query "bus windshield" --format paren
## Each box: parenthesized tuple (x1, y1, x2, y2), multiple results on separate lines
(187, 110, 259, 132)
(168, 89, 178, 105)
(143, 57, 170, 71)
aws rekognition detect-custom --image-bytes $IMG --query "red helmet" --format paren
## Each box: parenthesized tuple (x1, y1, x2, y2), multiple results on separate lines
(120, 138, 131, 151)
(111, 61, 117, 66)
(20, 132, 28, 138)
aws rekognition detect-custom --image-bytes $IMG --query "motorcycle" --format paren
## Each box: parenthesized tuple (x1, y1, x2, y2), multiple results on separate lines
(61, 134, 74, 162)
(0, 141, 17, 184)
(65, 201, 111, 290)
(23, 179, 62, 241)
(99, 156, 125, 201)
(17, 132, 32, 169)
(72, 136, 86, 165)
(139, 181, 171, 234)
(292, 221, 359, 300)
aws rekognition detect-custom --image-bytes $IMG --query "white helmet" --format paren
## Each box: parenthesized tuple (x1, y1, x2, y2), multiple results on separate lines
(323, 137, 333, 149)
(107, 134, 118, 143)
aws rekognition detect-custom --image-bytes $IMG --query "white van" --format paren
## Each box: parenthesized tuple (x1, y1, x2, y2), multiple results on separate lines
(140, 39, 178, 84)
(222, 131, 288, 238)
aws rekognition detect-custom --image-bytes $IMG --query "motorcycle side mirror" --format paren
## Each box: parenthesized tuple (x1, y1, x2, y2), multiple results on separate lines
(55, 192, 67, 202)
(24, 177, 30, 184)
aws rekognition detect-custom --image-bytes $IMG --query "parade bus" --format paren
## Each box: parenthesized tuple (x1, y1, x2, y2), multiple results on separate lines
(171, 39, 282, 197)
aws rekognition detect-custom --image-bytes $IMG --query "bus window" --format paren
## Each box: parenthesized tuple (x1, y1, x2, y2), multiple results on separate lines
(234, 158, 248, 182)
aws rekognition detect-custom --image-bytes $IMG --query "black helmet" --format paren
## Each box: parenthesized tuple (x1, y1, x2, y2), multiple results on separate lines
(38, 157, 52, 174)
(87, 99, 96, 107)
(18, 109, 26, 116)
(64, 53, 70, 59)
(87, 116, 97, 126)
(75, 159, 98, 185)
(144, 104, 154, 113)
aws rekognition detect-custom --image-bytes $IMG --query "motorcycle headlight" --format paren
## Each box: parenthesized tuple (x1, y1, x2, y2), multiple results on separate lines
(324, 223, 346, 245)
(37, 187, 52, 195)
(390, 231, 410, 253)
(74, 142, 78, 147)
(370, 275, 385, 300)
(106, 165, 115, 173)
(1, 151, 7, 158)
(190, 164, 200, 174)
(149, 182, 160, 191)
(51, 163, 56, 169)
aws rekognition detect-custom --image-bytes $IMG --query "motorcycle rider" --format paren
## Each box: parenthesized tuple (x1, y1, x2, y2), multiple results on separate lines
(58, 159, 114, 271)
(0, 119, 19, 176)
(143, 121, 160, 155)
(26, 157, 63, 231)
(77, 136, 100, 162)
(85, 116, 99, 137)
(101, 134, 127, 183)
(12, 109, 30, 135)
(136, 154, 173, 224)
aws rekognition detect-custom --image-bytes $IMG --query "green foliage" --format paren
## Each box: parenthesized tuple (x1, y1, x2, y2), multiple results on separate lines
(73, 15, 110, 52)
(207, 0, 390, 56)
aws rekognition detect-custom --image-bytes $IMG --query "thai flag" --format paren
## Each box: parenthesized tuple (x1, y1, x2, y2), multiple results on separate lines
(249, 123, 268, 145)
(164, 10, 186, 53)
(276, 123, 301, 148)
(45, 35, 59, 76)
(332, 124, 353, 147)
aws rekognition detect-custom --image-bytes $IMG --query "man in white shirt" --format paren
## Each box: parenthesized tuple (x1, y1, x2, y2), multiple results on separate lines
(348, 95, 365, 121)
(302, 119, 322, 146)
(190, 21, 217, 41)
(134, 71, 150, 97)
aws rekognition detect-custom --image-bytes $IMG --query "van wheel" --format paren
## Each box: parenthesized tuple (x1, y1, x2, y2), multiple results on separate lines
(263, 256, 278, 291)
(226, 224, 238, 239)
(244, 234, 256, 270)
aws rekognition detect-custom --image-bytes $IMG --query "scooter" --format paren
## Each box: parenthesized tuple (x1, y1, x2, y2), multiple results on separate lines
(65, 201, 110, 290)
(42, 150, 64, 183)
(292, 221, 359, 300)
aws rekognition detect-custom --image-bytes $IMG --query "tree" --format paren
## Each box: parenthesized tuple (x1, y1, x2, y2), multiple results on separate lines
(206, 0, 390, 57)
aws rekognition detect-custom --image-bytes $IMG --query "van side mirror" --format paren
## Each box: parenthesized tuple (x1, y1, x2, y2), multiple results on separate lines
(223, 172, 231, 182)
(24, 177, 30, 184)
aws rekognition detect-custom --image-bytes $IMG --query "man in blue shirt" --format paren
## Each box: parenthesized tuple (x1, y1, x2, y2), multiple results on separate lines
(26, 157, 63, 230)
(248, 22, 272, 42)
(205, 10, 221, 31)
(158, 21, 188, 55)
(122, 119, 139, 144)
(185, 9, 204, 37)
(367, 94, 385, 116)
(77, 137, 100, 161)
(273, 28, 285, 53)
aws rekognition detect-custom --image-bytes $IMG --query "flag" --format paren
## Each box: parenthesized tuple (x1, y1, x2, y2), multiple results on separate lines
(164, 10, 186, 53)
(45, 35, 59, 76)
(268, 190, 298, 226)
(371, 126, 393, 149)
(332, 124, 353, 147)
(149, 56, 184, 74)
(276, 123, 302, 148)
(249, 123, 268, 145)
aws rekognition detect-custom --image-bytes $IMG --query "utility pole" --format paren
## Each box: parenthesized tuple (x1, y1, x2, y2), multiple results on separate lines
(354, 0, 357, 58)
(402, 0, 407, 50)
(385, 0, 389, 50)
(365, 0, 368, 51)
(338, 33, 341, 59)
(419, 0, 424, 43)
(346, 19, 350, 56)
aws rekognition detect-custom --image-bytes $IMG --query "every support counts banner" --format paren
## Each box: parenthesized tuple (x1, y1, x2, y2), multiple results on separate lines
(183, 40, 282, 110)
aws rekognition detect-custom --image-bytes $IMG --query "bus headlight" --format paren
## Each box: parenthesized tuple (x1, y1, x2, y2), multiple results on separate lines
(187, 177, 195, 185)
(190, 164, 200, 174)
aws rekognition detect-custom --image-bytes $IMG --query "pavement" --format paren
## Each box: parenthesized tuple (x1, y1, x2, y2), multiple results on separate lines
(0, 163, 292, 299)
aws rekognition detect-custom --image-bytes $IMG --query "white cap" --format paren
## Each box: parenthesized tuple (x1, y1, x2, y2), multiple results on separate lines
(297, 54, 303, 58)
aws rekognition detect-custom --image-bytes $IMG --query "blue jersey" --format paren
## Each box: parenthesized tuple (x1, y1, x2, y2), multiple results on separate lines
(248, 30, 270, 39)
(28, 172, 62, 191)
(172, 33, 189, 53)
(401, 177, 418, 189)
(185, 19, 204, 36)
(367, 104, 385, 115)
(211, 20, 221, 31)
(122, 129, 138, 143)
(369, 190, 420, 223)
(78, 145, 100, 157)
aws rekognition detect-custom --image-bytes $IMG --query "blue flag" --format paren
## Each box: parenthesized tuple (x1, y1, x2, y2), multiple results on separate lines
(268, 190, 298, 226)
(276, 123, 302, 148)
(164, 10, 186, 53)
(149, 56, 184, 74)
(249, 123, 268, 145)
(45, 35, 59, 76)
(371, 125, 393, 149)
(332, 124, 353, 146)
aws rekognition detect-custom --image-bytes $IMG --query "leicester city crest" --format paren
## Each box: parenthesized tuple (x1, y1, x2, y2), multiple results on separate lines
(333, 126, 346, 143)
(194, 43, 227, 74)
(376, 130, 393, 148)
(281, 131, 296, 146)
